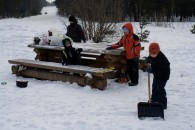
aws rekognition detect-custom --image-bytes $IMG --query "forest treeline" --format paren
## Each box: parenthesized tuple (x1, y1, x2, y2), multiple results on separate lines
(55, 0, 195, 22)
(0, 0, 50, 18)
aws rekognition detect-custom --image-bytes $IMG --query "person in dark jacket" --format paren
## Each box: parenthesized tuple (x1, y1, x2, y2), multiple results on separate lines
(66, 15, 86, 43)
(61, 38, 83, 65)
(146, 42, 170, 109)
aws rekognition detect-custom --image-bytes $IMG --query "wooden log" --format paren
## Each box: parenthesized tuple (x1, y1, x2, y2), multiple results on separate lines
(28, 44, 125, 55)
(104, 54, 126, 65)
(47, 56, 61, 63)
(104, 54, 121, 62)
(35, 50, 48, 61)
(20, 68, 85, 85)
(34, 49, 58, 61)
(33, 48, 39, 53)
(102, 70, 120, 79)
(15, 67, 107, 90)
(28, 44, 144, 56)
(11, 65, 19, 74)
(105, 62, 124, 70)
(28, 44, 63, 51)
(8, 59, 113, 78)
(90, 77, 107, 90)
(90, 54, 124, 68)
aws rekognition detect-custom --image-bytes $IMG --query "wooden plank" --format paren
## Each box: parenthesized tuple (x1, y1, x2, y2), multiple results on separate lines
(15, 68, 107, 90)
(28, 44, 125, 55)
(28, 44, 144, 56)
(28, 44, 63, 51)
(81, 52, 101, 59)
(8, 59, 113, 78)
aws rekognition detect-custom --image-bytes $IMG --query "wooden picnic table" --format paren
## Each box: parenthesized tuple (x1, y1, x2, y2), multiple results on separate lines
(8, 44, 146, 90)
(27, 44, 128, 71)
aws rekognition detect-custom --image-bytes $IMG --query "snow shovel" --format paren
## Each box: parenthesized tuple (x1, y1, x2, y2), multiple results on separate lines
(137, 73, 164, 119)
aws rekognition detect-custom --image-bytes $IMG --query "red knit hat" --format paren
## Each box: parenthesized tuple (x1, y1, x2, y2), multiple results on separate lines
(149, 42, 160, 55)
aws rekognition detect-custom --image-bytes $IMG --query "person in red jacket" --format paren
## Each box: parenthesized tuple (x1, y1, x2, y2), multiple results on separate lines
(106, 22, 141, 86)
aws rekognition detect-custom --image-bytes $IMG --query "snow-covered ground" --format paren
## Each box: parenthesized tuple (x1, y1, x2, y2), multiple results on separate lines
(0, 6, 195, 130)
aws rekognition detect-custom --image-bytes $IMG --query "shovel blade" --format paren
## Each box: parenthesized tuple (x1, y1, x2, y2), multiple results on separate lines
(138, 102, 164, 119)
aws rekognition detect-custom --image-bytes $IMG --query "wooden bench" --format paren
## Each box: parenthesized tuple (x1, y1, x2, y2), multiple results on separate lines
(8, 59, 116, 90)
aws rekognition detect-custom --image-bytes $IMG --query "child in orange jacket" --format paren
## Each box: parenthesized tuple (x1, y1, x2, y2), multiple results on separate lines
(107, 22, 141, 86)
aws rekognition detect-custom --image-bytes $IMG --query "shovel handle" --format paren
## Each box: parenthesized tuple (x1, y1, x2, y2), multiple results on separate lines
(148, 73, 151, 103)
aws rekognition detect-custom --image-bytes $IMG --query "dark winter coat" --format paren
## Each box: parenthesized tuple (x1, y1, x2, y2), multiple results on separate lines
(148, 51, 170, 80)
(62, 47, 82, 65)
(66, 22, 86, 43)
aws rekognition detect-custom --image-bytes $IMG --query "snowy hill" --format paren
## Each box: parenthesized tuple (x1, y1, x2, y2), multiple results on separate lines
(0, 6, 195, 130)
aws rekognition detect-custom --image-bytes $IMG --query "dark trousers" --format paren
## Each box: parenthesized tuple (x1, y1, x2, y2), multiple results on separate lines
(151, 78, 167, 108)
(126, 59, 139, 84)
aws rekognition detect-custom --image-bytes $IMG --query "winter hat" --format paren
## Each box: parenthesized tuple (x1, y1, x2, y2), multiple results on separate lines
(149, 42, 160, 55)
(69, 15, 76, 22)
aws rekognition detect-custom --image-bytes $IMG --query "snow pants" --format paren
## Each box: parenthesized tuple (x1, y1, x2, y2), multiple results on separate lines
(126, 59, 139, 84)
(151, 78, 167, 109)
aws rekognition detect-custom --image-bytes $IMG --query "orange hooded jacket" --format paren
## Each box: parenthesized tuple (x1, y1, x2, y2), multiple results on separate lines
(111, 22, 141, 59)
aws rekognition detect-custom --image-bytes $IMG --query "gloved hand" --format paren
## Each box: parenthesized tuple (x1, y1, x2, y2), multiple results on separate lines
(106, 46, 112, 50)
(76, 48, 83, 53)
(146, 65, 153, 73)
(144, 57, 150, 63)
(62, 62, 65, 66)
(134, 55, 139, 61)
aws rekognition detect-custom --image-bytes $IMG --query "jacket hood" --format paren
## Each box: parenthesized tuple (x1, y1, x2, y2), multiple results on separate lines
(122, 22, 134, 36)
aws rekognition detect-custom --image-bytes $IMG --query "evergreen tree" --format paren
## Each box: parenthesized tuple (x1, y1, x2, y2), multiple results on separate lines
(0, 0, 49, 18)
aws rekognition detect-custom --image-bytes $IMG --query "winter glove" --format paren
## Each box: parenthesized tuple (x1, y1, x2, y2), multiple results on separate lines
(62, 62, 65, 66)
(134, 55, 139, 61)
(146, 64, 153, 73)
(106, 46, 113, 50)
(144, 57, 150, 63)
(76, 48, 83, 53)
